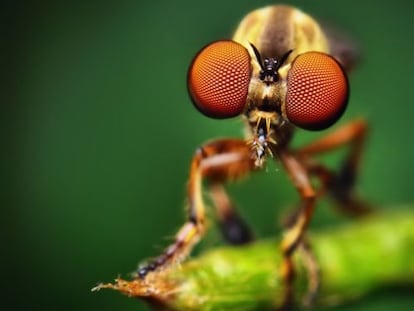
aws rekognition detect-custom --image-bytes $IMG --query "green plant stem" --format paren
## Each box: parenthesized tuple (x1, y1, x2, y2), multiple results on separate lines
(94, 209, 414, 310)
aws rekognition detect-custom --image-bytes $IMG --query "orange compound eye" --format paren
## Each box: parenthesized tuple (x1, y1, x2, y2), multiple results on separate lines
(188, 40, 251, 119)
(286, 52, 349, 130)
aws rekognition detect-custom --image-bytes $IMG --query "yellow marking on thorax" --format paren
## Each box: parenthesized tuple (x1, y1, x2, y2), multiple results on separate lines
(233, 5, 329, 74)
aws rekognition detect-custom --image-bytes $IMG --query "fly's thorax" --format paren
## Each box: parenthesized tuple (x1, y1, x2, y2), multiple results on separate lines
(233, 5, 330, 61)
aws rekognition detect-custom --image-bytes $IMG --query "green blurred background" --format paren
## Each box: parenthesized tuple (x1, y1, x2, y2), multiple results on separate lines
(2, 0, 414, 310)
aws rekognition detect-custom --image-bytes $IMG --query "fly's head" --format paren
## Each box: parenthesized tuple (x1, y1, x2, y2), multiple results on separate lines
(187, 23, 349, 168)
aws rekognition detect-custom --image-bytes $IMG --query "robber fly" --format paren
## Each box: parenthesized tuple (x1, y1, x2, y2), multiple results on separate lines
(137, 4, 369, 308)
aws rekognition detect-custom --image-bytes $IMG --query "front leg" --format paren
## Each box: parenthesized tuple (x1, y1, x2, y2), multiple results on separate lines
(277, 151, 316, 310)
(137, 138, 256, 278)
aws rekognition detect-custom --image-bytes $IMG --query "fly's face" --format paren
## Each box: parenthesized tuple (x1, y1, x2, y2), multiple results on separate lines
(187, 5, 349, 166)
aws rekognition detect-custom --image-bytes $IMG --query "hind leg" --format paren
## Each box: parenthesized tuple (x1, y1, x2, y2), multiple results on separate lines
(296, 119, 371, 216)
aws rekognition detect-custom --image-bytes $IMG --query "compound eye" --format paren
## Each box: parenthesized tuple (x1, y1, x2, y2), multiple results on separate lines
(188, 40, 251, 119)
(286, 52, 349, 130)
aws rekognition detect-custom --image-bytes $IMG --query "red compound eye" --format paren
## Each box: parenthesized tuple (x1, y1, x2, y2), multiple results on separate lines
(286, 52, 349, 130)
(188, 40, 251, 119)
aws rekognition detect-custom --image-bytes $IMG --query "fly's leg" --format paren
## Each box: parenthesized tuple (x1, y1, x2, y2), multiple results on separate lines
(209, 184, 254, 244)
(282, 120, 370, 307)
(136, 148, 205, 278)
(298, 239, 320, 308)
(277, 151, 316, 310)
(296, 119, 371, 217)
(200, 139, 257, 244)
(137, 139, 255, 278)
(279, 203, 320, 308)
